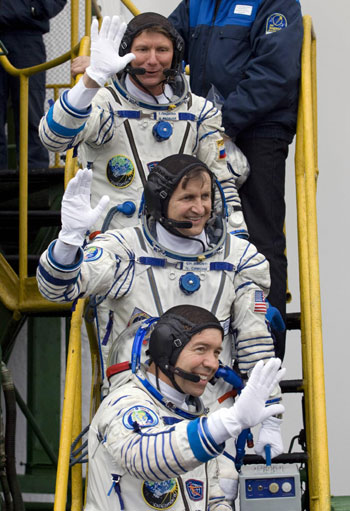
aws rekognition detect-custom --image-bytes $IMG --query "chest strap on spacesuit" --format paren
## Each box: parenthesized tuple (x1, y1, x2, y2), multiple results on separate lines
(108, 474, 124, 510)
(115, 110, 196, 122)
(137, 257, 234, 271)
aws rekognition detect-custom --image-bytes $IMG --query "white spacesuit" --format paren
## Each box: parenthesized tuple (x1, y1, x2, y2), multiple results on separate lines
(38, 14, 248, 234)
(86, 370, 229, 511)
(84, 306, 285, 511)
(37, 155, 283, 502)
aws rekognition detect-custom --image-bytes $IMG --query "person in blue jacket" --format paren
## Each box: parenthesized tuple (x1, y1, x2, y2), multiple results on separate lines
(169, 0, 304, 360)
(0, 0, 67, 170)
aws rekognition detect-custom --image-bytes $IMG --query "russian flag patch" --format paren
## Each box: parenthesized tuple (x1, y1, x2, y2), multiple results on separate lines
(216, 139, 227, 159)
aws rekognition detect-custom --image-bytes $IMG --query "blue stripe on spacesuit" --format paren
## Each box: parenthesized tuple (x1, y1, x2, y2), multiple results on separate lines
(145, 437, 160, 480)
(40, 123, 72, 150)
(161, 434, 181, 477)
(198, 129, 218, 143)
(47, 241, 84, 271)
(237, 344, 274, 358)
(198, 421, 218, 456)
(155, 436, 175, 478)
(109, 395, 129, 407)
(36, 272, 72, 302)
(37, 262, 78, 288)
(162, 417, 183, 425)
(168, 434, 187, 472)
(187, 418, 220, 462)
(60, 90, 92, 118)
(123, 427, 186, 478)
(46, 105, 86, 137)
(201, 417, 224, 453)
(209, 262, 234, 271)
(235, 281, 253, 293)
(138, 257, 166, 267)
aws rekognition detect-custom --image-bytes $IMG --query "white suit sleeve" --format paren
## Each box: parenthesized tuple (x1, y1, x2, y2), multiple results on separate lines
(96, 392, 225, 481)
(36, 233, 135, 303)
(230, 239, 275, 374)
(39, 88, 116, 153)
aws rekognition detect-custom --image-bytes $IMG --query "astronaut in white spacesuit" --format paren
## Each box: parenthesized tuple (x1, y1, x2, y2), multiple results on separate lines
(85, 303, 285, 511)
(36, 154, 283, 501)
(39, 12, 248, 235)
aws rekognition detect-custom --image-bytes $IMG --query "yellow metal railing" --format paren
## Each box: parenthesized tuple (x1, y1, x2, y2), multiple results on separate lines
(0, 0, 91, 314)
(295, 15, 330, 511)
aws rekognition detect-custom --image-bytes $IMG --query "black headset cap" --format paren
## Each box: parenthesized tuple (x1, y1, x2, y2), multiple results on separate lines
(144, 154, 215, 223)
(148, 305, 223, 382)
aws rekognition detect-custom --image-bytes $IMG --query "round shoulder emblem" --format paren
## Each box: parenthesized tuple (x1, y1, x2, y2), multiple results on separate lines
(122, 405, 159, 430)
(266, 13, 287, 34)
(106, 155, 135, 188)
(84, 246, 103, 262)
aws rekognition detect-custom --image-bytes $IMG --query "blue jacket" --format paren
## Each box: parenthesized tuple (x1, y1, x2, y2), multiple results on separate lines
(0, 0, 67, 34)
(169, 0, 303, 141)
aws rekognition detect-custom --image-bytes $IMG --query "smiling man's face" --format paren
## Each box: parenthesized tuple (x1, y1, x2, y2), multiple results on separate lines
(130, 30, 173, 96)
(167, 171, 212, 237)
(174, 328, 222, 397)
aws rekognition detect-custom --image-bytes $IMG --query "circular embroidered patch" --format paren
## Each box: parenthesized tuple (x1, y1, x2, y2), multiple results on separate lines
(122, 406, 159, 430)
(266, 13, 287, 34)
(106, 155, 135, 188)
(84, 246, 103, 262)
(142, 479, 179, 509)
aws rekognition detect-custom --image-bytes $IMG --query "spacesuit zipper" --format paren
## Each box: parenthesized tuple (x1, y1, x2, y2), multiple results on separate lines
(177, 476, 191, 511)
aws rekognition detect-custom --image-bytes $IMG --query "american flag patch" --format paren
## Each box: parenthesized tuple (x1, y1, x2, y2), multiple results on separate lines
(253, 290, 267, 314)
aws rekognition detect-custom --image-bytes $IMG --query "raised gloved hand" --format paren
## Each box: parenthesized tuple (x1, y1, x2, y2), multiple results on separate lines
(86, 16, 136, 87)
(207, 359, 285, 444)
(254, 416, 284, 459)
(58, 168, 110, 246)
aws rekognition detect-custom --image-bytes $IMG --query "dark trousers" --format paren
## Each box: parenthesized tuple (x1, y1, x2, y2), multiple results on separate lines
(235, 136, 289, 360)
(0, 32, 49, 169)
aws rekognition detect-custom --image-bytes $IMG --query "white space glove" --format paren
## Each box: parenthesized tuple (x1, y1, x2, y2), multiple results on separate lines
(207, 359, 285, 444)
(58, 168, 110, 246)
(254, 416, 284, 459)
(86, 16, 136, 86)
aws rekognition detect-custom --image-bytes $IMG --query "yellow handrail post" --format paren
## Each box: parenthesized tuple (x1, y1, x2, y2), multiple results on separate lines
(54, 299, 85, 511)
(71, 348, 83, 511)
(295, 16, 330, 511)
(18, 73, 29, 299)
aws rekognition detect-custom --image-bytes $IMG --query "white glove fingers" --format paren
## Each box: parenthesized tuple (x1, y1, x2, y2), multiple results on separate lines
(64, 168, 85, 196)
(108, 15, 122, 44)
(99, 16, 111, 39)
(259, 358, 282, 390)
(114, 18, 127, 46)
(246, 359, 264, 388)
(79, 168, 93, 196)
(90, 18, 99, 42)
(119, 53, 136, 68)
(94, 195, 110, 217)
(261, 404, 285, 422)
(273, 366, 286, 387)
